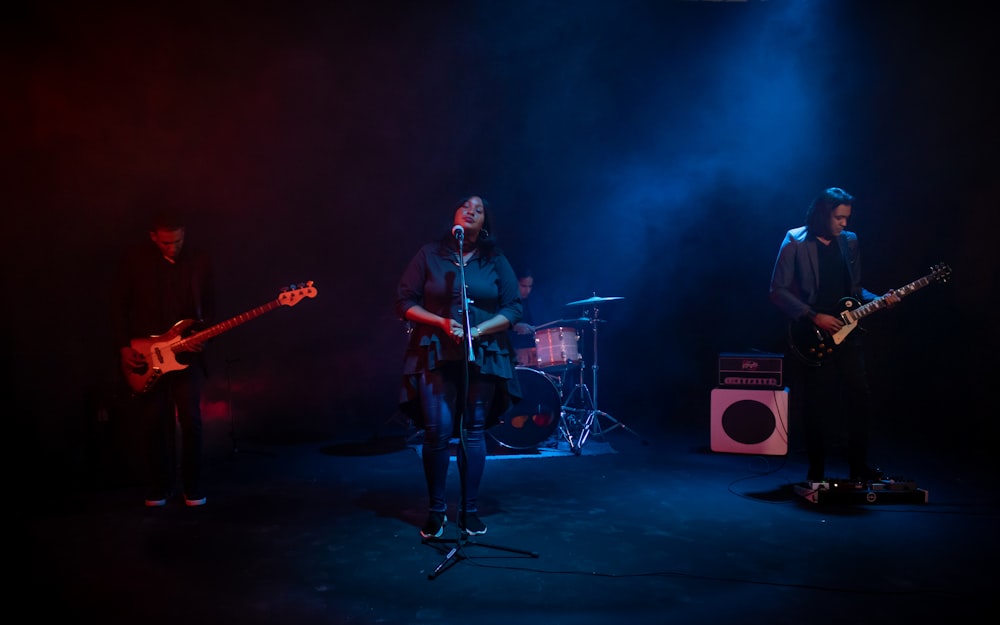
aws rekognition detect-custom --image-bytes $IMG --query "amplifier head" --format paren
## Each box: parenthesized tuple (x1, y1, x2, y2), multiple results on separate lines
(718, 352, 783, 389)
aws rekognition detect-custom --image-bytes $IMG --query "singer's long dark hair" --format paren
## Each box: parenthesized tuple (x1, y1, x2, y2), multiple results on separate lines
(805, 187, 854, 239)
(440, 195, 499, 256)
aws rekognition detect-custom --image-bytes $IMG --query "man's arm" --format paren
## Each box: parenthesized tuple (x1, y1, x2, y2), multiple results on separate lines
(768, 233, 813, 320)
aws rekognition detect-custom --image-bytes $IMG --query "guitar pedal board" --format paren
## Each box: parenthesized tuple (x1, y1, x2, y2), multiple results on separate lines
(794, 476, 928, 504)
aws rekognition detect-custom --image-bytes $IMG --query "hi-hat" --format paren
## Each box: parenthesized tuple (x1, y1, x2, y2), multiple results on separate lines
(565, 295, 625, 306)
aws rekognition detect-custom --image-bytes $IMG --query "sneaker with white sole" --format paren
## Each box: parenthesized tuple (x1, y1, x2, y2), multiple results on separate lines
(460, 511, 487, 536)
(420, 511, 447, 538)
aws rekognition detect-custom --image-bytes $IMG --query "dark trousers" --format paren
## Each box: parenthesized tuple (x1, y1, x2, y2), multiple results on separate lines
(134, 368, 204, 497)
(418, 363, 496, 515)
(795, 337, 873, 478)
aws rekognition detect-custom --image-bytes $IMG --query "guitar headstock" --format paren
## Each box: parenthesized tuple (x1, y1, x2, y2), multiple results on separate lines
(930, 263, 952, 283)
(278, 281, 318, 307)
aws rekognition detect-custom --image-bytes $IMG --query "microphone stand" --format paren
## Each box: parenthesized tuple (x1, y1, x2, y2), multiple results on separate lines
(423, 230, 539, 580)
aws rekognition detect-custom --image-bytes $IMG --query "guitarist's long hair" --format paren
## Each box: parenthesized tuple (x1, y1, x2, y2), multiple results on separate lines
(805, 187, 854, 239)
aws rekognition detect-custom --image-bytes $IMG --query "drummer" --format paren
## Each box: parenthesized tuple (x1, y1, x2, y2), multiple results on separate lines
(510, 268, 541, 366)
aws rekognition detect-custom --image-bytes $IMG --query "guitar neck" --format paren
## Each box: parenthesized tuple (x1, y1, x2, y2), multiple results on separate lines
(176, 299, 282, 349)
(846, 274, 936, 322)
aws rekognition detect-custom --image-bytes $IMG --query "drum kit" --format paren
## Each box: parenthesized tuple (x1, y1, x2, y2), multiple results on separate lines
(489, 293, 643, 455)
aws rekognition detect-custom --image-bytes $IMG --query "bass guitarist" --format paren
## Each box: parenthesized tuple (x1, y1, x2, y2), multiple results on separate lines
(110, 205, 215, 507)
(769, 187, 899, 483)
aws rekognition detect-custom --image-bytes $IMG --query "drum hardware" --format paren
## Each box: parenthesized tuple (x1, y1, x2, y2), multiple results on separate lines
(557, 294, 644, 455)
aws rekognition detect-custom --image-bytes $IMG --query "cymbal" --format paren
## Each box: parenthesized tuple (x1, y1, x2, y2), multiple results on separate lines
(565, 295, 625, 306)
(537, 317, 606, 329)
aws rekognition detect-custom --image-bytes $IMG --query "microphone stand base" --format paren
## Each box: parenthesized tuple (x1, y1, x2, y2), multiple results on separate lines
(422, 532, 539, 580)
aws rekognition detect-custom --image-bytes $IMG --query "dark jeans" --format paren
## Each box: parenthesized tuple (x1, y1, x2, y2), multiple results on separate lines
(134, 368, 204, 497)
(418, 363, 496, 515)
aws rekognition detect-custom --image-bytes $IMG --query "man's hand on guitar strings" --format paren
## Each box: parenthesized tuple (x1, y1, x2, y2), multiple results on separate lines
(813, 313, 843, 334)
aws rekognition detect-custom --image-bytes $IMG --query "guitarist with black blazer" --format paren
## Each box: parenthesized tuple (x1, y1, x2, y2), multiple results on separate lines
(110, 206, 215, 507)
(769, 187, 899, 483)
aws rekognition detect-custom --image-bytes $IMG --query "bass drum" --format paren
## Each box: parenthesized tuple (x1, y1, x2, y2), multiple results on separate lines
(488, 367, 562, 450)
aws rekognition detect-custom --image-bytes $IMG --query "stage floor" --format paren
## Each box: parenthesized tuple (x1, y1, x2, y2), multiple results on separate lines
(23, 417, 997, 625)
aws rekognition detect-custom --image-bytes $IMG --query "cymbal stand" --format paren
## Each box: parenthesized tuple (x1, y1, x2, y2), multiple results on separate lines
(558, 361, 594, 455)
(558, 304, 644, 454)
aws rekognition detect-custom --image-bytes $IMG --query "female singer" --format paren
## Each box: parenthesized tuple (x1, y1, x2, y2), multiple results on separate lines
(395, 195, 522, 538)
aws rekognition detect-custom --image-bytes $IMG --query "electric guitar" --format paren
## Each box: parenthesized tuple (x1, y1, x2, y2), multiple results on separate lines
(787, 264, 951, 366)
(123, 281, 318, 394)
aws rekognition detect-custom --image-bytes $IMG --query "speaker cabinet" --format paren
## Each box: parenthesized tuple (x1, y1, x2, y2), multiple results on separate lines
(710, 387, 789, 455)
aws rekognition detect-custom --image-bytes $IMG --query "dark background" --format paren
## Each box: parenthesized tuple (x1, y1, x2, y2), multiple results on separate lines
(5, 1, 997, 485)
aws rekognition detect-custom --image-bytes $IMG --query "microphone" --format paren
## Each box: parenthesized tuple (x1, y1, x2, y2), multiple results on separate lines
(452, 224, 465, 240)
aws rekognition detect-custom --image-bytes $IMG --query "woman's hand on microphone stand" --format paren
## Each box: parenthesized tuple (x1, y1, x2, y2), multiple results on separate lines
(445, 318, 464, 342)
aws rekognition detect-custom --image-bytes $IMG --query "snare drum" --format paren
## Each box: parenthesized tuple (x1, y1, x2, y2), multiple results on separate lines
(488, 367, 561, 449)
(534, 326, 582, 370)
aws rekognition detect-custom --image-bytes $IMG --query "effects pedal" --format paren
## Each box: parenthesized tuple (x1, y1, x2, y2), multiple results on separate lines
(794, 475, 928, 504)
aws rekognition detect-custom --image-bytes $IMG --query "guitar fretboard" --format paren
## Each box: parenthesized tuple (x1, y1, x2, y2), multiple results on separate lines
(843, 266, 949, 323)
(175, 300, 283, 352)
